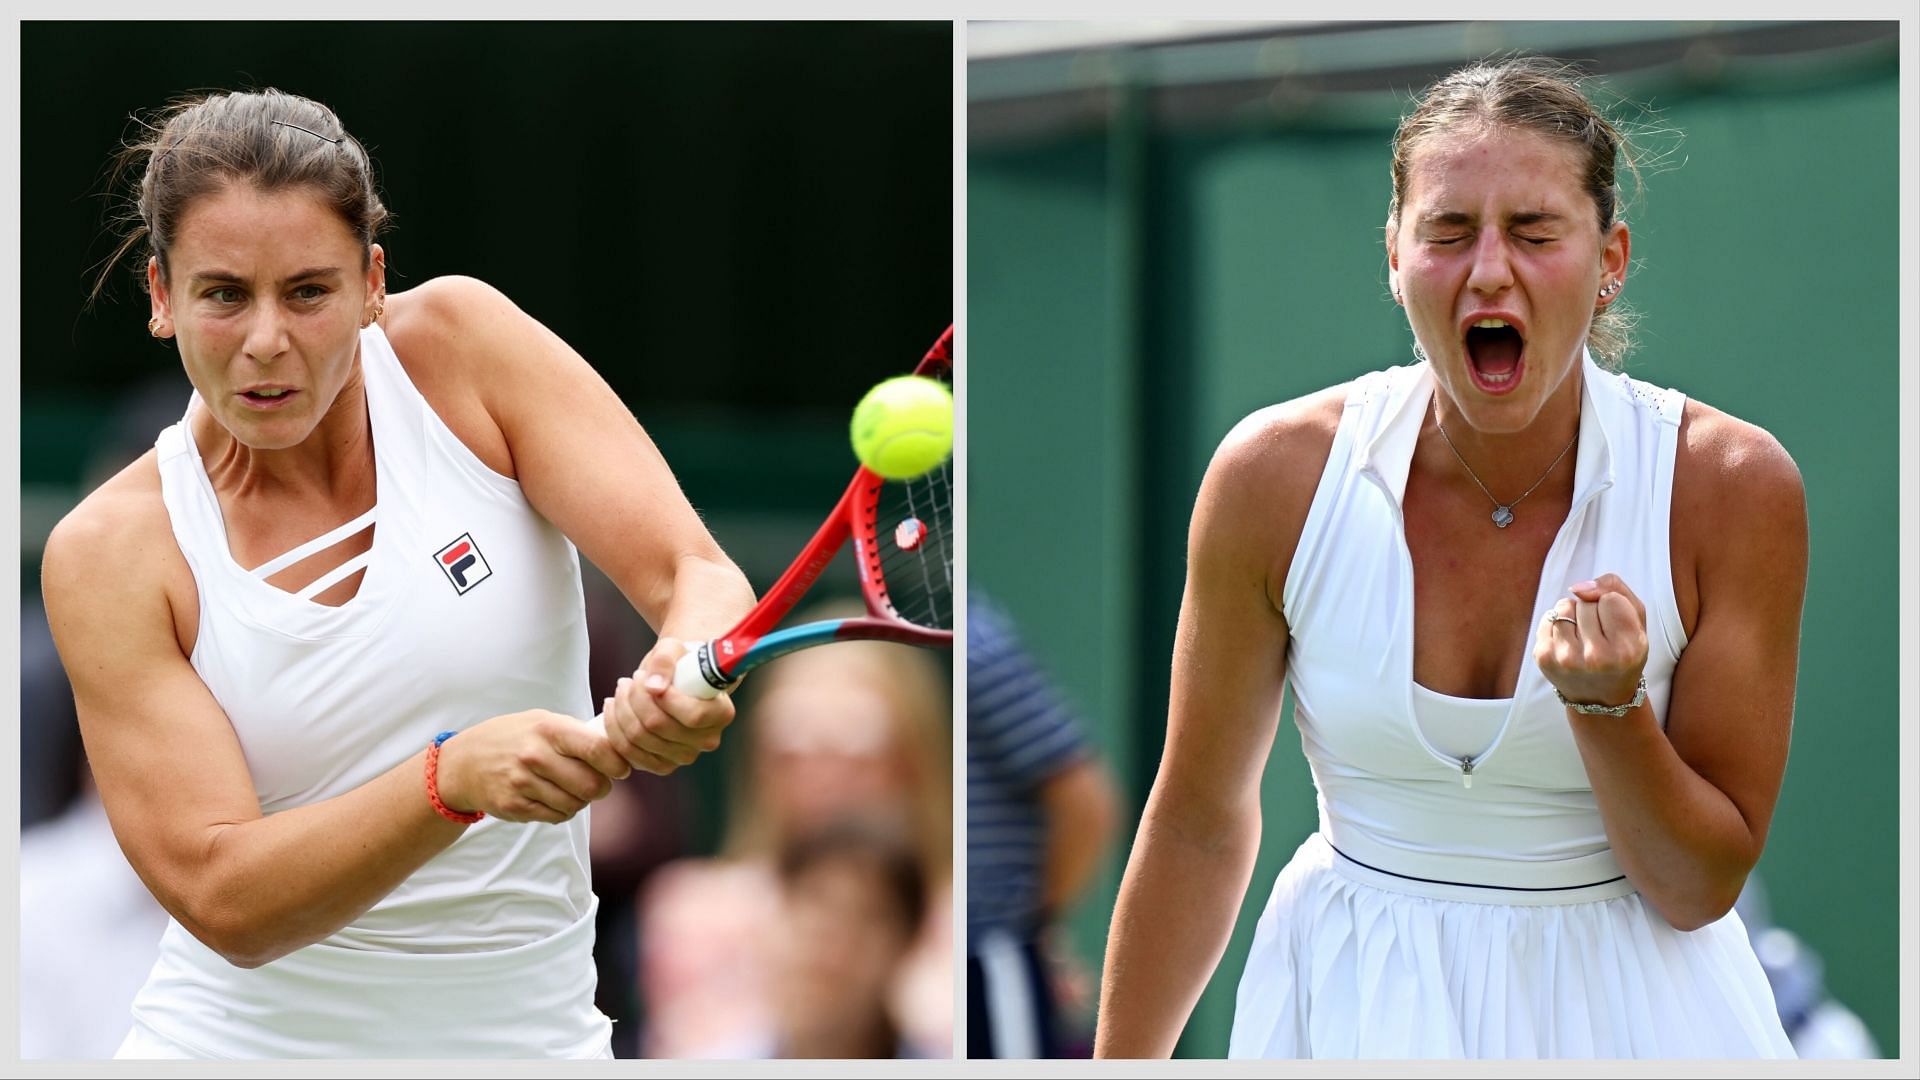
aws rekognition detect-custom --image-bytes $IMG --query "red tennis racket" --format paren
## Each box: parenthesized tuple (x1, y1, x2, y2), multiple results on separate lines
(671, 325, 954, 698)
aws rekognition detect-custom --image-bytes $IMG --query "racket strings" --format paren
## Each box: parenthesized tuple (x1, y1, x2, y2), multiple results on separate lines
(872, 457, 953, 631)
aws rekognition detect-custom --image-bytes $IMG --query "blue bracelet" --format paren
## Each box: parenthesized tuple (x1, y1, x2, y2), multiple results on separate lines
(434, 730, 459, 747)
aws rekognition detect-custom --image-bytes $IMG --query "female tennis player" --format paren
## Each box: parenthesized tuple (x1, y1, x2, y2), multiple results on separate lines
(1095, 58, 1806, 1059)
(41, 88, 757, 1058)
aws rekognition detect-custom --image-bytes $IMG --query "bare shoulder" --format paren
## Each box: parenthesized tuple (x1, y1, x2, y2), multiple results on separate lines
(1673, 399, 1807, 527)
(1671, 400, 1808, 626)
(385, 273, 518, 335)
(42, 451, 191, 650)
(380, 274, 530, 377)
(1191, 382, 1349, 607)
(1199, 382, 1348, 524)
(45, 452, 170, 584)
(378, 275, 533, 474)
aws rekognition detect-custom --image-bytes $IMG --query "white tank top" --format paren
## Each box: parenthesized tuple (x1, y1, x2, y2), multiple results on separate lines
(1283, 353, 1688, 893)
(131, 324, 608, 1057)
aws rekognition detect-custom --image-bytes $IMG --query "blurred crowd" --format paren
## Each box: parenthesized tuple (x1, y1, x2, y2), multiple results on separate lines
(618, 606, 953, 1058)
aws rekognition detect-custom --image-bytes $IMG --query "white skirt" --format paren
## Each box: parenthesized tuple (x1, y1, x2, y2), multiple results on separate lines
(1229, 833, 1795, 1059)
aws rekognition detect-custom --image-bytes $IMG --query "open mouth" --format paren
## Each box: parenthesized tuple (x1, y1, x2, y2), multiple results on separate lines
(239, 388, 299, 409)
(1464, 319, 1524, 394)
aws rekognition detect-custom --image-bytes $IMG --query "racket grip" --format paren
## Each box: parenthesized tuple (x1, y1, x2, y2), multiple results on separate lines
(674, 646, 724, 700)
(586, 651, 719, 736)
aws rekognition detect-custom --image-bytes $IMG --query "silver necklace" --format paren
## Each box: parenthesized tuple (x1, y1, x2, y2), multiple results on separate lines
(1432, 407, 1578, 529)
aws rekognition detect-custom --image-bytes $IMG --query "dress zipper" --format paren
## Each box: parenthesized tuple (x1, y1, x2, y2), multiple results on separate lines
(1360, 406, 1613, 794)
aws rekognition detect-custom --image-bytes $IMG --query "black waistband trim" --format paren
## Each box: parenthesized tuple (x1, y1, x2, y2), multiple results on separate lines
(1329, 843, 1629, 893)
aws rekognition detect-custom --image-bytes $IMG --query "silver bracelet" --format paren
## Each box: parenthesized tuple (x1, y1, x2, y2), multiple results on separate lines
(1555, 675, 1647, 717)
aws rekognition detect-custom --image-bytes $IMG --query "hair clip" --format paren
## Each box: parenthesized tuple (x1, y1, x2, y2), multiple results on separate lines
(271, 120, 342, 145)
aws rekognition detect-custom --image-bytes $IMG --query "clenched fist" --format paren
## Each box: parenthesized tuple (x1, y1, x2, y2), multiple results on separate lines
(1535, 573, 1648, 710)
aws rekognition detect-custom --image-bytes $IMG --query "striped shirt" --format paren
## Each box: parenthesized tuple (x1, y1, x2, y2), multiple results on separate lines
(966, 594, 1088, 942)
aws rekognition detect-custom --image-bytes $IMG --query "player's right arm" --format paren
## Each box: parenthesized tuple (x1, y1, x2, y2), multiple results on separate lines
(1093, 386, 1343, 1059)
(41, 460, 633, 970)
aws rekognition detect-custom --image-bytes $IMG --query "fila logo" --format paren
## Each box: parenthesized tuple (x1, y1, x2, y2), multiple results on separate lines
(433, 533, 492, 594)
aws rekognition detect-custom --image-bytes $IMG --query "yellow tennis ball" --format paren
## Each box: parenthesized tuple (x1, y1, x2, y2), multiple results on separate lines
(850, 375, 953, 480)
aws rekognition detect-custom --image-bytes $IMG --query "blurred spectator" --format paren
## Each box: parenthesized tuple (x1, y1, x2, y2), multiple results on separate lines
(966, 592, 1118, 1058)
(19, 776, 172, 1059)
(1736, 874, 1882, 1058)
(20, 599, 83, 830)
(637, 604, 953, 1058)
(753, 819, 929, 1057)
(19, 770, 171, 1059)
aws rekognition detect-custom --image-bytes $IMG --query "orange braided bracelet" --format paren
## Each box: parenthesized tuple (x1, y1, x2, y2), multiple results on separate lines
(426, 731, 483, 825)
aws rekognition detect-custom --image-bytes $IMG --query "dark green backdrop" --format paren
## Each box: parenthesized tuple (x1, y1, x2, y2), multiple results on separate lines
(970, 22, 1900, 1057)
(19, 20, 952, 852)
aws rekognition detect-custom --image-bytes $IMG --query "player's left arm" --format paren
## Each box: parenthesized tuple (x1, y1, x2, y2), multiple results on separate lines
(384, 277, 757, 774)
(1543, 402, 1807, 931)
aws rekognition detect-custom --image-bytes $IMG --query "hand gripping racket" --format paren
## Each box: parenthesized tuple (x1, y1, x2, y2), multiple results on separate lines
(669, 325, 954, 698)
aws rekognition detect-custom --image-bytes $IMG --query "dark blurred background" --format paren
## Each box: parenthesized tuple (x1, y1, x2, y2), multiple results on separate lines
(18, 20, 951, 1060)
(969, 18, 1900, 1058)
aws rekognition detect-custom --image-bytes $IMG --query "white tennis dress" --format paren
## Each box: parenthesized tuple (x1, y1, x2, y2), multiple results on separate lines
(121, 325, 610, 1059)
(1228, 355, 1795, 1059)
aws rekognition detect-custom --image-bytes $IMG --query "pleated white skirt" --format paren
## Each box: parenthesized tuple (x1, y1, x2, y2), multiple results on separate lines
(1229, 833, 1795, 1059)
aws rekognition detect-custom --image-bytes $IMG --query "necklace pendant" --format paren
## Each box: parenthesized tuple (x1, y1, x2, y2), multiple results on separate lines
(1492, 506, 1514, 528)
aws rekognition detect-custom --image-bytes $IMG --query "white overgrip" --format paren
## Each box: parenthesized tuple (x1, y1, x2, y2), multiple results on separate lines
(586, 646, 721, 737)
(674, 647, 722, 700)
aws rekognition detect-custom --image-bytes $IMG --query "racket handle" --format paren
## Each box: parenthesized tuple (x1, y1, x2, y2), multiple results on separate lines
(586, 649, 721, 736)
(674, 646, 724, 700)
